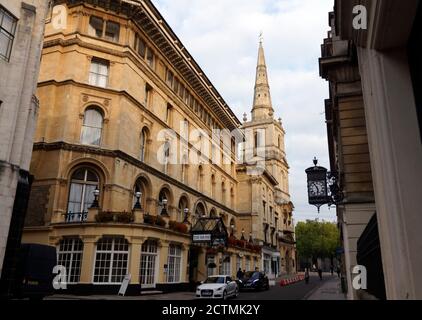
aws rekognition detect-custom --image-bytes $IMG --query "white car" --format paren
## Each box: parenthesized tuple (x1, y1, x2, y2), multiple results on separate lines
(196, 275, 239, 300)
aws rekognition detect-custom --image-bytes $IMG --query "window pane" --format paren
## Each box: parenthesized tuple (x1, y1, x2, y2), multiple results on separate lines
(2, 12, 16, 34)
(105, 21, 119, 42)
(68, 183, 83, 214)
(137, 37, 146, 58)
(89, 16, 103, 37)
(146, 47, 154, 67)
(86, 170, 99, 182)
(0, 32, 10, 58)
(84, 109, 103, 128)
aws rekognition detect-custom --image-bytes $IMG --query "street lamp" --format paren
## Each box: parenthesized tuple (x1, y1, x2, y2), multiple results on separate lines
(230, 224, 235, 237)
(305, 157, 343, 212)
(249, 233, 253, 243)
(90, 188, 100, 209)
(161, 198, 168, 216)
(183, 207, 189, 223)
(241, 229, 245, 241)
(133, 191, 142, 210)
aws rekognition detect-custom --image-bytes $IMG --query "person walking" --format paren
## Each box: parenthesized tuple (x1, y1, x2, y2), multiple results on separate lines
(236, 268, 244, 280)
(318, 268, 323, 281)
(305, 268, 310, 284)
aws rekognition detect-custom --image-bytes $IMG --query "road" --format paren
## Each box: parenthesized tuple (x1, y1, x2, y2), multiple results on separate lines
(133, 274, 335, 301)
(238, 275, 331, 300)
(47, 275, 337, 301)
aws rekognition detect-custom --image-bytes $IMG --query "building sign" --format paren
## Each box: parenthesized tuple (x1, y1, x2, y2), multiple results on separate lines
(191, 217, 228, 248)
(193, 234, 212, 242)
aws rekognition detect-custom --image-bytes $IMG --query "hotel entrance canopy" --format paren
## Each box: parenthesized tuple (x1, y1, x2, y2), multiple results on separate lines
(191, 217, 228, 248)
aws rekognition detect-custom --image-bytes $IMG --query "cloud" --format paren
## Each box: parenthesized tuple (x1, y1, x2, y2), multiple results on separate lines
(153, 0, 335, 222)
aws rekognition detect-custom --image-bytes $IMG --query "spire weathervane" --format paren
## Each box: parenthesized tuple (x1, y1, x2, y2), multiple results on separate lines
(259, 31, 263, 44)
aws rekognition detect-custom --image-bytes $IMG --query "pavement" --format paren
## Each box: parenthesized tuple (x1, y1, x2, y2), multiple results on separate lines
(304, 276, 346, 300)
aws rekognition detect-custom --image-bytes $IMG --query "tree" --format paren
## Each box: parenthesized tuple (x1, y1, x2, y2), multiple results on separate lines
(296, 220, 340, 265)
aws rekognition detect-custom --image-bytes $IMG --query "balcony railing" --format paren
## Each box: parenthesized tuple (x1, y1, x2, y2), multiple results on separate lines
(65, 212, 88, 223)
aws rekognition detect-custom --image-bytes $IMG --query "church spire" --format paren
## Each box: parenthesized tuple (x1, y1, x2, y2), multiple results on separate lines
(252, 37, 274, 120)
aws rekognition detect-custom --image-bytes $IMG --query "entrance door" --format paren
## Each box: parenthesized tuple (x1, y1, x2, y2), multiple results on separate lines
(140, 241, 158, 288)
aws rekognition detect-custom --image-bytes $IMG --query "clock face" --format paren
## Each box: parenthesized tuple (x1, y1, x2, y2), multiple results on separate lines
(308, 181, 326, 197)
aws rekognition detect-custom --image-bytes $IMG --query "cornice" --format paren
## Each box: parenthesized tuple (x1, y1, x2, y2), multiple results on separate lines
(53, 0, 241, 131)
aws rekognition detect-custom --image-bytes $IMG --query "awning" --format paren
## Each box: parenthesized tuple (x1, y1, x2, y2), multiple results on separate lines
(191, 217, 228, 247)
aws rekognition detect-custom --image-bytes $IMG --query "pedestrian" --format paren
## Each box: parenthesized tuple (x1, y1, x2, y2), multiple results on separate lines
(330, 266, 334, 276)
(318, 268, 323, 281)
(236, 268, 243, 280)
(305, 268, 310, 284)
(337, 267, 341, 278)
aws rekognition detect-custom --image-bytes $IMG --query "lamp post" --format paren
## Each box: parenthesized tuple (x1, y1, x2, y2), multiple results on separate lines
(241, 229, 245, 241)
(249, 233, 253, 243)
(134, 191, 142, 210)
(90, 188, 100, 209)
(230, 224, 235, 237)
(161, 198, 168, 216)
(183, 207, 189, 223)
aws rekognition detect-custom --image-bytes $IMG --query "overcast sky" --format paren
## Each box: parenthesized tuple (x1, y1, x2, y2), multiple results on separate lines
(152, 0, 336, 222)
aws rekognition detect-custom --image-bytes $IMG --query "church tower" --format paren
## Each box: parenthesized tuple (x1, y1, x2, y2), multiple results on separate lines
(243, 39, 290, 197)
(237, 39, 295, 277)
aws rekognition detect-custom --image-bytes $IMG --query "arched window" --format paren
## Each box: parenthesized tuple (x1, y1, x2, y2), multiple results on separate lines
(93, 237, 129, 284)
(278, 135, 282, 149)
(230, 188, 235, 208)
(140, 240, 158, 288)
(133, 177, 149, 210)
(57, 238, 84, 284)
(210, 208, 217, 218)
(140, 128, 148, 162)
(178, 196, 189, 222)
(158, 188, 171, 216)
(81, 108, 103, 146)
(67, 167, 99, 222)
(195, 203, 206, 221)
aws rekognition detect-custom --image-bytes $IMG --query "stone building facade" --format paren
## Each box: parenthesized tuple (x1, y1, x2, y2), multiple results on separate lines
(21, 0, 296, 294)
(320, 0, 422, 300)
(0, 0, 49, 293)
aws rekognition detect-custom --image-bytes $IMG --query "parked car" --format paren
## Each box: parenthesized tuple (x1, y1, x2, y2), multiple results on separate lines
(196, 275, 239, 299)
(238, 271, 270, 291)
(13, 244, 57, 300)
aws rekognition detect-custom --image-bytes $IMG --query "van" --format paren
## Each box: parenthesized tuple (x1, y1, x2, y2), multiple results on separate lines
(13, 244, 57, 300)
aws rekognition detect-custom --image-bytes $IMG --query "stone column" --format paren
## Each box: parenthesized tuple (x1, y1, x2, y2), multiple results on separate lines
(197, 248, 207, 282)
(129, 237, 145, 285)
(181, 244, 190, 283)
(79, 236, 98, 284)
(158, 240, 169, 284)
